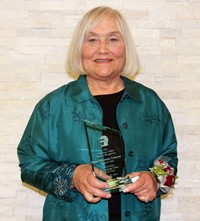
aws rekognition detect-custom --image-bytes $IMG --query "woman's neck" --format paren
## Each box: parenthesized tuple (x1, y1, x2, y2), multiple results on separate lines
(86, 75, 124, 95)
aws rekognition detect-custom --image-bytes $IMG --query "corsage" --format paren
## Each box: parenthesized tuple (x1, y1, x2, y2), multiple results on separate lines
(149, 156, 178, 193)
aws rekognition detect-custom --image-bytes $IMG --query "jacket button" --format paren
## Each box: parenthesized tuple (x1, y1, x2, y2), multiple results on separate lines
(125, 211, 131, 217)
(123, 122, 128, 128)
(129, 151, 134, 157)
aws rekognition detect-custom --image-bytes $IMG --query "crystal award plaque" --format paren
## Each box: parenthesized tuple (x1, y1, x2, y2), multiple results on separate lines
(83, 120, 128, 193)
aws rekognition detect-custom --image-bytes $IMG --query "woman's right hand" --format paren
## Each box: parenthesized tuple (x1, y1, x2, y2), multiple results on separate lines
(72, 164, 112, 203)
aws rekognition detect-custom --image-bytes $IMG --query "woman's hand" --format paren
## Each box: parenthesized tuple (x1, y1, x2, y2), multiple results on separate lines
(123, 171, 158, 203)
(72, 164, 112, 203)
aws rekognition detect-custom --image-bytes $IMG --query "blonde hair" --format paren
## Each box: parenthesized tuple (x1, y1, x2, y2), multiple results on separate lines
(66, 6, 140, 79)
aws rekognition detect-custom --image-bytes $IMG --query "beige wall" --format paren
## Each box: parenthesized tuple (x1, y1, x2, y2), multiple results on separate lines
(0, 0, 200, 220)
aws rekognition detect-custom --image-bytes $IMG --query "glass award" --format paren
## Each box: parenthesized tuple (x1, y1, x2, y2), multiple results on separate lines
(83, 120, 133, 193)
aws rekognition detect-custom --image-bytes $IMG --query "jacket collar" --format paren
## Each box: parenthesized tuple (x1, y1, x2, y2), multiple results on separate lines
(70, 75, 142, 103)
(122, 76, 143, 103)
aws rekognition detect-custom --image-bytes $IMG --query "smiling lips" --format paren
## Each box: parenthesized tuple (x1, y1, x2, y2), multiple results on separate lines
(95, 59, 112, 63)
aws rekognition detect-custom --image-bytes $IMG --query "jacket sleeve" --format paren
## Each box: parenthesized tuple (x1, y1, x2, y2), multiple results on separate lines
(17, 100, 78, 202)
(155, 110, 178, 196)
(160, 111, 178, 175)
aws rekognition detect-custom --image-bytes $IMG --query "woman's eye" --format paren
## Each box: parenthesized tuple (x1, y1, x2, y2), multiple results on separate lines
(88, 38, 99, 45)
(89, 38, 97, 42)
(108, 37, 119, 44)
(110, 37, 118, 41)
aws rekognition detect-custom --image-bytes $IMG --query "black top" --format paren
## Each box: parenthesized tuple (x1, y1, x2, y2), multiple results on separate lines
(95, 89, 124, 221)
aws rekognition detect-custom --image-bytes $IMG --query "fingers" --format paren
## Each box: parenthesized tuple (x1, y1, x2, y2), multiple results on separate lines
(94, 167, 112, 181)
(83, 185, 111, 203)
(72, 164, 111, 203)
(123, 171, 157, 203)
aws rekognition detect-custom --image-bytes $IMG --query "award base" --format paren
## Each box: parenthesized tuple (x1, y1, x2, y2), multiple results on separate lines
(104, 176, 139, 194)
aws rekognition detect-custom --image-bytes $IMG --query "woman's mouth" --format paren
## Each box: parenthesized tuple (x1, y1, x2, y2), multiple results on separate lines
(95, 59, 112, 63)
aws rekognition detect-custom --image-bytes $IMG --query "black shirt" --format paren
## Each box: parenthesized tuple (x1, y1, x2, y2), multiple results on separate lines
(95, 89, 124, 221)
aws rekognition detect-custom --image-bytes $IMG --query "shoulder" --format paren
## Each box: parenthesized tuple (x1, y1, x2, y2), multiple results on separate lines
(123, 77, 161, 102)
(135, 81, 159, 99)
(124, 77, 171, 115)
(34, 78, 80, 111)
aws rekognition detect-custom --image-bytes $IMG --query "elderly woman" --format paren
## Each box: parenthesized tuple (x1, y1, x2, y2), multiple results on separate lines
(17, 6, 178, 221)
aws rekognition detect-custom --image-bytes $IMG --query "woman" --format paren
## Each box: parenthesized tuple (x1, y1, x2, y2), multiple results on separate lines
(17, 6, 178, 221)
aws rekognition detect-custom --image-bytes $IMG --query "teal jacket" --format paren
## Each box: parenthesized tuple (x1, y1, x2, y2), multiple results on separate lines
(17, 75, 178, 221)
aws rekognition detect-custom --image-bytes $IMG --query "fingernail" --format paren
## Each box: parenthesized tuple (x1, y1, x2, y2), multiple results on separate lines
(123, 188, 128, 193)
(106, 194, 111, 198)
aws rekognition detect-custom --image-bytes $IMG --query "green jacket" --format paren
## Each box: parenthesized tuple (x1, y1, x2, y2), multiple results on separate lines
(17, 75, 178, 221)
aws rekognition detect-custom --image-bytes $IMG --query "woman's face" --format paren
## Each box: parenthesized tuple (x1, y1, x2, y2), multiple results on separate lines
(82, 15, 126, 81)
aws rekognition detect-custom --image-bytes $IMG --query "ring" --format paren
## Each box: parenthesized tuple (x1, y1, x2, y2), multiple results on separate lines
(144, 196, 149, 203)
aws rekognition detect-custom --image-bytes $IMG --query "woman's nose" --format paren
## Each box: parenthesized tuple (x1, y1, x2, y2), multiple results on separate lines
(98, 41, 109, 54)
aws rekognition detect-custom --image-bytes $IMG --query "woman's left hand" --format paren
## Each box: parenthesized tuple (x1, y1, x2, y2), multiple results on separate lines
(123, 171, 158, 203)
